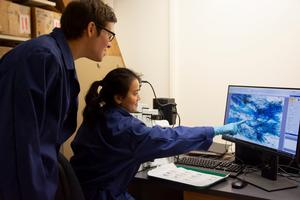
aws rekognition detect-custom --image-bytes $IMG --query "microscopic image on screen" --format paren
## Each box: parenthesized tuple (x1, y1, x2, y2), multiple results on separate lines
(226, 94, 284, 150)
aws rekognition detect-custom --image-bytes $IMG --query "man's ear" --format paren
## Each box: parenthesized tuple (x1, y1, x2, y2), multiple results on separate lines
(114, 95, 123, 105)
(86, 21, 97, 37)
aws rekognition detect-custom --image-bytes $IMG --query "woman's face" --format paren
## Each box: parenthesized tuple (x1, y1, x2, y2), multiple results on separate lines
(119, 79, 141, 113)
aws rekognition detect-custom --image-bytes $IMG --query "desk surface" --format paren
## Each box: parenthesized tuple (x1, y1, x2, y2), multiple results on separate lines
(134, 169, 300, 200)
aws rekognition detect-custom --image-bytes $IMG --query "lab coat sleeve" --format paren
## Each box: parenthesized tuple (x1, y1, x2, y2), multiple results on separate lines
(128, 118, 215, 163)
(12, 50, 61, 200)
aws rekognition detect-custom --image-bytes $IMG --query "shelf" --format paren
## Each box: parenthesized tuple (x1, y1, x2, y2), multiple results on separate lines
(22, 0, 56, 7)
(0, 34, 30, 42)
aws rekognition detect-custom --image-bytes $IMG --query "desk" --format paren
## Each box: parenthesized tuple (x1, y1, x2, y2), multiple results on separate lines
(129, 169, 300, 200)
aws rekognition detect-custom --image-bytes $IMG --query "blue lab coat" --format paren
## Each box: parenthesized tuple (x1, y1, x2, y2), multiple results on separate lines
(0, 28, 80, 200)
(71, 107, 214, 200)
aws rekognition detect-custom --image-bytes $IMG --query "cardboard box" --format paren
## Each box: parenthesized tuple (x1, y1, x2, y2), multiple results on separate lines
(0, 46, 13, 58)
(31, 7, 61, 37)
(0, 1, 31, 38)
(56, 0, 71, 12)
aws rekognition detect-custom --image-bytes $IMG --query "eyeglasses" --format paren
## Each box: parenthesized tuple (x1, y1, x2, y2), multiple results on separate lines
(95, 23, 116, 42)
(101, 27, 115, 42)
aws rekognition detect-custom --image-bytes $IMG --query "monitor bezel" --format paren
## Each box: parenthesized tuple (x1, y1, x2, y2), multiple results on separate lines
(222, 85, 300, 160)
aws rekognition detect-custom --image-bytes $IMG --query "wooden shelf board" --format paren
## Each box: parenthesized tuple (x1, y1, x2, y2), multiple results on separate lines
(25, 0, 56, 7)
(0, 34, 30, 42)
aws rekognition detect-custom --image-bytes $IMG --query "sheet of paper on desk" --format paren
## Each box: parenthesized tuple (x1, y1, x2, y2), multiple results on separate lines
(147, 163, 229, 188)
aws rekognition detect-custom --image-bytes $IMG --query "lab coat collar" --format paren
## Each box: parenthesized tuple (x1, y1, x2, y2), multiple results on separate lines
(50, 28, 75, 71)
(106, 106, 131, 116)
(115, 106, 133, 117)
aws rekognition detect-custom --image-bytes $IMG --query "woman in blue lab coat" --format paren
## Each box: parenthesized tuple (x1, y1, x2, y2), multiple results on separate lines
(70, 68, 241, 200)
(0, 1, 117, 200)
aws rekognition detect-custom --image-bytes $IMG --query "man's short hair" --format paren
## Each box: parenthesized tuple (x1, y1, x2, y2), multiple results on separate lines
(61, 0, 117, 40)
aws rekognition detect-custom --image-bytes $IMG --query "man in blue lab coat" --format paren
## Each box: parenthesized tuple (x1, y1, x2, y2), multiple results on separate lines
(0, 0, 117, 199)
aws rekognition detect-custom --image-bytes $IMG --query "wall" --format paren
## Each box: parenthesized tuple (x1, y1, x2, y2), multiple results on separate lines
(114, 0, 170, 107)
(174, 0, 300, 143)
(115, 0, 300, 142)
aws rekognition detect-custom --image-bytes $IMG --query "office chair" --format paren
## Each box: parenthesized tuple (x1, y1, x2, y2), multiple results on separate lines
(56, 153, 85, 200)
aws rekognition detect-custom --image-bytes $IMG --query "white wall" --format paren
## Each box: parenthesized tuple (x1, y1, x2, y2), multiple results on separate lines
(115, 1, 300, 140)
(114, 0, 170, 107)
(174, 0, 300, 127)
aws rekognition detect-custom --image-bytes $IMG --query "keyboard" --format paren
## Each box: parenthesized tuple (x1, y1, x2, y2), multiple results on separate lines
(175, 156, 244, 177)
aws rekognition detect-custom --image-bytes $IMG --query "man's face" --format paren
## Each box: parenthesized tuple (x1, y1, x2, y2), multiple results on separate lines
(87, 22, 115, 62)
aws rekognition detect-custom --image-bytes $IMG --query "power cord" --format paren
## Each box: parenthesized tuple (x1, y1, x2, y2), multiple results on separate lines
(141, 80, 181, 126)
(172, 106, 181, 127)
(277, 157, 300, 182)
(141, 80, 158, 99)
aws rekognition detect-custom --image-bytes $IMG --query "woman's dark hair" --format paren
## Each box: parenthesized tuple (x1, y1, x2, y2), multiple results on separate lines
(83, 68, 141, 124)
(61, 0, 117, 40)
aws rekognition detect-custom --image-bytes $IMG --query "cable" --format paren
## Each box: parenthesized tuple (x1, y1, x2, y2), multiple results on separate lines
(172, 105, 181, 127)
(278, 166, 300, 177)
(141, 80, 165, 119)
(241, 165, 260, 180)
(141, 80, 176, 107)
(279, 164, 300, 173)
(141, 80, 180, 126)
(176, 112, 181, 126)
(141, 80, 158, 99)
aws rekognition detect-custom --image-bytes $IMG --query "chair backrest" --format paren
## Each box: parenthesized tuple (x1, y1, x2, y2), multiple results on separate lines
(56, 153, 85, 200)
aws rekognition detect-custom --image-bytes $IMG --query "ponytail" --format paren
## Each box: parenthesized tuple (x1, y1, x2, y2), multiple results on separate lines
(83, 80, 104, 124)
(85, 80, 102, 106)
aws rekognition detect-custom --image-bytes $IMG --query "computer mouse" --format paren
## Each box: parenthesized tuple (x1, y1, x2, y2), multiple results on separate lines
(231, 179, 248, 189)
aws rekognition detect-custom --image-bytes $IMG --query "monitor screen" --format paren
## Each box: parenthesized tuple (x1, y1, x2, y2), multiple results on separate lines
(222, 85, 300, 158)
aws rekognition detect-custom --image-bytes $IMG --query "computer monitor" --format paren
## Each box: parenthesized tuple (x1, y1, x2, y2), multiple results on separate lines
(222, 85, 300, 191)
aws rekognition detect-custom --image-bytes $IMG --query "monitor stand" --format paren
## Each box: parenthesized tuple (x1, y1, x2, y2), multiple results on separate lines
(235, 144, 298, 191)
(239, 171, 298, 192)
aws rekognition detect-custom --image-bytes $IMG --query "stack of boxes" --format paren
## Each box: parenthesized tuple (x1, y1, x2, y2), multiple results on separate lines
(31, 7, 61, 37)
(0, 0, 61, 57)
(0, 1, 31, 39)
